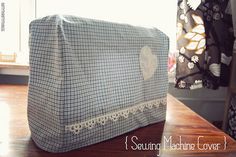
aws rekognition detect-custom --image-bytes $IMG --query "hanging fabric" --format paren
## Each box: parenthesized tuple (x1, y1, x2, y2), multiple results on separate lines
(226, 0, 236, 140)
(228, 94, 236, 138)
(176, 0, 234, 90)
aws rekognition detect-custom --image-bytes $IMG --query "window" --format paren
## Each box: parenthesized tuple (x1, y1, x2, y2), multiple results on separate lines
(0, 0, 20, 62)
(0, 0, 177, 65)
(0, 0, 35, 64)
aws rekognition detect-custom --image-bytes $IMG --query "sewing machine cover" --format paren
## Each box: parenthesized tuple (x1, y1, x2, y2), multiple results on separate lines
(28, 15, 169, 153)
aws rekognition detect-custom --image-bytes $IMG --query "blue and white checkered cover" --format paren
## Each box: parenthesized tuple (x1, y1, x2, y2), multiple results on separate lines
(28, 15, 169, 153)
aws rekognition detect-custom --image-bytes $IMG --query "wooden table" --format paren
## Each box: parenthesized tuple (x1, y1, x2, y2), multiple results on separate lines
(0, 85, 236, 157)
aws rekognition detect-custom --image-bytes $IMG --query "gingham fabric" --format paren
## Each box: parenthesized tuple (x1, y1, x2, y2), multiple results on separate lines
(28, 15, 169, 153)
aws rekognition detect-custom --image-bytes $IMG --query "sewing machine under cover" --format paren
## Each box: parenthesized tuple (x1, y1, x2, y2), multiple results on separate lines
(28, 15, 169, 153)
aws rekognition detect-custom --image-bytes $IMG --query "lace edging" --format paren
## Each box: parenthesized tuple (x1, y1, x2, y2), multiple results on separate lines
(65, 97, 167, 134)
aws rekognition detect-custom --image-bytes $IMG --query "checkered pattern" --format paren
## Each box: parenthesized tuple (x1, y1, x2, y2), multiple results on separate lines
(28, 15, 169, 153)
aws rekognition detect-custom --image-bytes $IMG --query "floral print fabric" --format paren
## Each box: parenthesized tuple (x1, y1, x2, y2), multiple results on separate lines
(228, 94, 236, 139)
(176, 0, 234, 90)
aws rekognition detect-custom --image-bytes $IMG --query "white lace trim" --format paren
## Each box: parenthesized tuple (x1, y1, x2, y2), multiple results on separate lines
(65, 97, 167, 134)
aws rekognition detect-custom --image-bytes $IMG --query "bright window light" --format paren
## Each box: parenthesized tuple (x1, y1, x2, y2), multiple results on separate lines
(37, 0, 177, 52)
(0, 0, 177, 64)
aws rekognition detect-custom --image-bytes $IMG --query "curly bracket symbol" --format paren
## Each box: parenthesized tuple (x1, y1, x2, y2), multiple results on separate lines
(125, 136, 128, 150)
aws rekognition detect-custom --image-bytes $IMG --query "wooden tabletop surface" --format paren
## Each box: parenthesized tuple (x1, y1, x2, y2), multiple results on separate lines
(0, 85, 236, 157)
